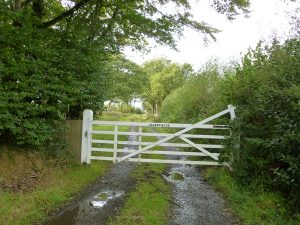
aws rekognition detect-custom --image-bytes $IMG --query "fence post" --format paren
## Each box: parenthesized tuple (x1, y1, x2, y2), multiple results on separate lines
(81, 109, 93, 164)
(66, 120, 83, 164)
(228, 105, 238, 170)
(138, 126, 142, 163)
(113, 125, 118, 163)
(228, 105, 236, 120)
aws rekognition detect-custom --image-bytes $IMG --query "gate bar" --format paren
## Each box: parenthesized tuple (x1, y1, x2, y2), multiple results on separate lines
(118, 107, 233, 163)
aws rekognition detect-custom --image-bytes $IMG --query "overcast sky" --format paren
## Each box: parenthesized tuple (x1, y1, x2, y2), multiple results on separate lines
(124, 0, 300, 70)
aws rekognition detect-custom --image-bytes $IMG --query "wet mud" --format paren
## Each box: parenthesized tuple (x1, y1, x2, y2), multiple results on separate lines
(166, 164, 238, 225)
(155, 128, 237, 225)
(43, 127, 138, 225)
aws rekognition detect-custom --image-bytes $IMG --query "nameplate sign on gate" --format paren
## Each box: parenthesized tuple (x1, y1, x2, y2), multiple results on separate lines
(148, 123, 170, 128)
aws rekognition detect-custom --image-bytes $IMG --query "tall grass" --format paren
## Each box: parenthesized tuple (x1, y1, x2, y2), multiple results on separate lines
(203, 168, 300, 225)
(0, 161, 111, 225)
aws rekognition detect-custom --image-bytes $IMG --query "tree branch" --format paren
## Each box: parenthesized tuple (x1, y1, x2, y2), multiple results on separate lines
(88, 0, 104, 40)
(40, 0, 91, 28)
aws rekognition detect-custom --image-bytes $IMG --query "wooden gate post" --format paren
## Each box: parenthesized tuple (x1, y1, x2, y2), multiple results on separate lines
(66, 120, 83, 164)
(81, 109, 93, 164)
(138, 126, 142, 163)
(113, 125, 118, 163)
(228, 105, 236, 120)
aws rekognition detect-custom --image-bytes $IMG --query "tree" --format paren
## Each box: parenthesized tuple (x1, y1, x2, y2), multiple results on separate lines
(160, 63, 222, 123)
(0, 1, 111, 148)
(1, 0, 251, 50)
(0, 0, 251, 148)
(107, 55, 147, 104)
(142, 58, 193, 114)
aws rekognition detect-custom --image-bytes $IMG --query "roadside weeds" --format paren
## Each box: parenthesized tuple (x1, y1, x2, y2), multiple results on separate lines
(0, 150, 111, 225)
(202, 167, 300, 225)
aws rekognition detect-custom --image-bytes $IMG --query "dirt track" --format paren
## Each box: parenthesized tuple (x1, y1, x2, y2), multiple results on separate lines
(44, 127, 138, 225)
(44, 161, 136, 225)
(166, 164, 237, 225)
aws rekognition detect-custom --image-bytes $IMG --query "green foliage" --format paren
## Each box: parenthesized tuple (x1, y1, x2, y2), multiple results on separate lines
(220, 39, 300, 209)
(105, 103, 143, 114)
(142, 58, 192, 114)
(160, 62, 222, 123)
(203, 168, 300, 225)
(158, 39, 300, 212)
(0, 0, 249, 150)
(210, 0, 250, 20)
(35, 0, 230, 50)
(107, 55, 147, 104)
(0, 12, 110, 148)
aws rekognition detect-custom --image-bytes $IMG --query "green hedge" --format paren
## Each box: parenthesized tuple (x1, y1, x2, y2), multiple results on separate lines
(222, 39, 300, 208)
(159, 38, 300, 210)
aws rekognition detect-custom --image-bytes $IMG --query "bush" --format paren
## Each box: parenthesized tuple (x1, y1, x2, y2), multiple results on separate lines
(160, 65, 222, 123)
(221, 39, 300, 209)
(159, 39, 300, 211)
(105, 102, 143, 114)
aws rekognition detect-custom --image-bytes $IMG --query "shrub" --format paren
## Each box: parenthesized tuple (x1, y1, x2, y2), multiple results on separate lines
(159, 39, 300, 211)
(160, 65, 222, 123)
(221, 39, 300, 209)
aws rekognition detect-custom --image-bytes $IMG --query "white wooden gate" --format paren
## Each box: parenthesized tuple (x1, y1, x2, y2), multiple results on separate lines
(81, 105, 236, 167)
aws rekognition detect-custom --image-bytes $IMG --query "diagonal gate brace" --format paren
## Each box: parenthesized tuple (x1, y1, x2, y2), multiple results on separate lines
(117, 107, 232, 163)
(179, 135, 219, 161)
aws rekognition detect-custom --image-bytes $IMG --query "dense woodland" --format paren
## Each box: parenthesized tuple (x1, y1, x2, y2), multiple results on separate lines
(0, 0, 299, 219)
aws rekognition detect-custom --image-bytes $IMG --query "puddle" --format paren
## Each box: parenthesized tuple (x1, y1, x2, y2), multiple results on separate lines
(43, 127, 138, 225)
(164, 171, 185, 183)
(89, 190, 124, 209)
(170, 171, 185, 181)
(43, 161, 135, 225)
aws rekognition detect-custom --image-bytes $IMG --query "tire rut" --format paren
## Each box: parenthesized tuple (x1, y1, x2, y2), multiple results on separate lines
(44, 127, 138, 225)
(151, 128, 237, 225)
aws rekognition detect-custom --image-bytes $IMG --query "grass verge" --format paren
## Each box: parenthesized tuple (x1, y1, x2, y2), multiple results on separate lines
(109, 161, 171, 225)
(109, 122, 172, 225)
(0, 112, 165, 225)
(0, 154, 111, 225)
(202, 167, 300, 225)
